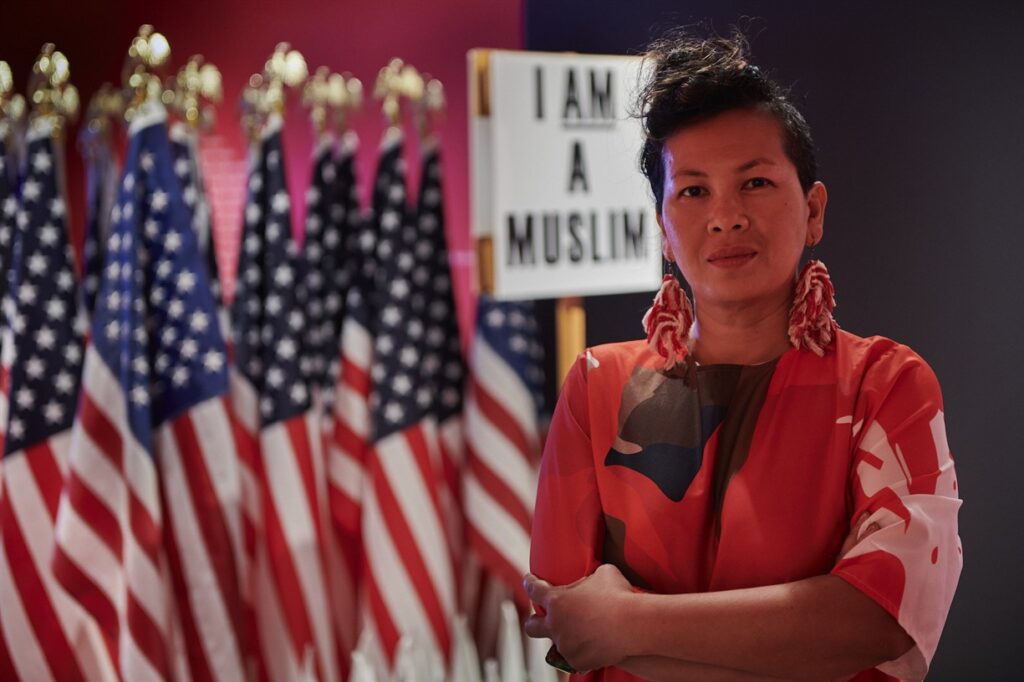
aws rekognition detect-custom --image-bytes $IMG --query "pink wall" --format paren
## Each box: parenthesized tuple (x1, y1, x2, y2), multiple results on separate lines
(0, 0, 524, 343)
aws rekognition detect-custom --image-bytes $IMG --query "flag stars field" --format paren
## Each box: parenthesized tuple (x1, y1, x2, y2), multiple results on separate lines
(272, 190, 290, 214)
(150, 188, 168, 211)
(246, 203, 262, 225)
(15, 387, 33, 409)
(164, 230, 182, 252)
(22, 178, 41, 202)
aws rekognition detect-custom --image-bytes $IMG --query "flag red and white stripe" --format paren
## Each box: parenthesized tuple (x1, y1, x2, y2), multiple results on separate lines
(362, 418, 456, 664)
(464, 299, 547, 604)
(55, 355, 249, 681)
(230, 374, 339, 682)
(1, 428, 109, 682)
(53, 349, 167, 680)
(326, 307, 371, 645)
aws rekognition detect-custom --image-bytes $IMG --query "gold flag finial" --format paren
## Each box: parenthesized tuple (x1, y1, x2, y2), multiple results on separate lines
(122, 24, 171, 121)
(169, 55, 222, 129)
(415, 76, 445, 141)
(304, 68, 360, 135)
(373, 58, 424, 127)
(263, 42, 307, 116)
(330, 72, 362, 135)
(28, 43, 79, 137)
(301, 65, 332, 134)
(0, 61, 12, 96)
(240, 72, 267, 143)
(0, 60, 27, 148)
(0, 60, 27, 125)
(84, 82, 124, 137)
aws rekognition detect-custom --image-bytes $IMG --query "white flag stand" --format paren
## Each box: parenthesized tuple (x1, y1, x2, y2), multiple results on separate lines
(450, 614, 483, 682)
(497, 600, 527, 682)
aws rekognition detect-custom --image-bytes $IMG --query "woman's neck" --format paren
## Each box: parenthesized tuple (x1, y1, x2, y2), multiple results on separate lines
(690, 294, 793, 365)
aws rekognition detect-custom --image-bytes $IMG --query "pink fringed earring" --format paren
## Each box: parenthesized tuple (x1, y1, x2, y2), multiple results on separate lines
(788, 259, 839, 356)
(642, 274, 694, 370)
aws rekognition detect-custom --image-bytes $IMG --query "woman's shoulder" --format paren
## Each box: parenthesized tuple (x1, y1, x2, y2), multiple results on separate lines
(833, 329, 942, 394)
(580, 339, 664, 376)
(560, 339, 662, 396)
(586, 338, 653, 362)
(835, 329, 933, 365)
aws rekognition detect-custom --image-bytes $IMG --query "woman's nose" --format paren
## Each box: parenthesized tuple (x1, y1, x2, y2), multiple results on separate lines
(706, 193, 749, 234)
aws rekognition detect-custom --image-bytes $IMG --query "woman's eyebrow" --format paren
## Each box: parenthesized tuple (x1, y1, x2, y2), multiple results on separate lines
(736, 158, 777, 172)
(672, 168, 707, 179)
(672, 158, 778, 179)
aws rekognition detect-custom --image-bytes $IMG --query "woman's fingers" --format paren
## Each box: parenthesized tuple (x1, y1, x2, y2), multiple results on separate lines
(523, 573, 552, 605)
(839, 512, 884, 558)
(523, 613, 550, 639)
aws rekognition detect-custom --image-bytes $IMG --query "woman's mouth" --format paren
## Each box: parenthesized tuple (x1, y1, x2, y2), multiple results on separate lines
(707, 246, 758, 268)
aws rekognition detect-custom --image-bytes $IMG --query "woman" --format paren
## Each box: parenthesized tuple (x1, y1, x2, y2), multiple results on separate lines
(524, 31, 961, 682)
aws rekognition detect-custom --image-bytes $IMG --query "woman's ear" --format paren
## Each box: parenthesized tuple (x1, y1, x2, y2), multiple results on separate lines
(805, 181, 828, 246)
(662, 238, 675, 263)
(657, 213, 675, 262)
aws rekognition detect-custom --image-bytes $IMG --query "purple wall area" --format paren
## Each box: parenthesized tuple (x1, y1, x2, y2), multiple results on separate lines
(0, 0, 525, 346)
(525, 0, 1024, 678)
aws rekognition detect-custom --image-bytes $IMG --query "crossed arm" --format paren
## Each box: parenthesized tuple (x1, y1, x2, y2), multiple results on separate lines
(523, 564, 914, 681)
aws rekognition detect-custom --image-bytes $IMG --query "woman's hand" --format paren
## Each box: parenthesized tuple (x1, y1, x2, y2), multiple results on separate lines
(523, 563, 635, 672)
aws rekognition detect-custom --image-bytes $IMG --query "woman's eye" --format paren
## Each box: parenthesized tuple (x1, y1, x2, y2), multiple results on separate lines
(678, 185, 705, 198)
(744, 177, 772, 189)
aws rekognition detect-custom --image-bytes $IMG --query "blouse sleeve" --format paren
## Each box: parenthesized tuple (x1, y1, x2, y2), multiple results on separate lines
(530, 352, 605, 589)
(830, 346, 962, 681)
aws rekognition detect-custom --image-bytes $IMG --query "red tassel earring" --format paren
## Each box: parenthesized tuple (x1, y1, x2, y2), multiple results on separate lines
(642, 274, 694, 370)
(788, 259, 838, 356)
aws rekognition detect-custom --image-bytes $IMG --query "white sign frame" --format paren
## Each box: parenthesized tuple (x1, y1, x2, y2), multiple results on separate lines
(470, 49, 662, 301)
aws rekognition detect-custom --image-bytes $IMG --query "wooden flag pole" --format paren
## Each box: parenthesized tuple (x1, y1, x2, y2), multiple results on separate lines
(475, 235, 495, 295)
(555, 297, 585, 386)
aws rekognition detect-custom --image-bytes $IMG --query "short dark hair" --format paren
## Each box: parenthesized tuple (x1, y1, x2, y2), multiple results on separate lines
(637, 28, 817, 212)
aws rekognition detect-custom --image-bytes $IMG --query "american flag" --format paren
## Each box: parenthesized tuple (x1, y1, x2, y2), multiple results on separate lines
(0, 132, 18, 457)
(300, 134, 342, 395)
(361, 130, 456, 672)
(0, 132, 21, 326)
(322, 132, 360, 394)
(412, 144, 465, 563)
(298, 130, 362, 676)
(0, 123, 94, 682)
(325, 137, 378, 672)
(464, 296, 547, 611)
(168, 122, 221, 307)
(51, 104, 248, 682)
(79, 120, 120, 318)
(229, 113, 339, 682)
(328, 129, 393, 546)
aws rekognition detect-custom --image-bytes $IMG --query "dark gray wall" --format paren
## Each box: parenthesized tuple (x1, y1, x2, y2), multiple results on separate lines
(526, 1, 1024, 678)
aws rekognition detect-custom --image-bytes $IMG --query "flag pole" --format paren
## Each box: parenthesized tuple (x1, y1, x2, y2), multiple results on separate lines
(554, 297, 584, 385)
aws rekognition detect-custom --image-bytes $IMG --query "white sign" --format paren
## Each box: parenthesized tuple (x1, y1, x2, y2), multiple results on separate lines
(470, 50, 662, 300)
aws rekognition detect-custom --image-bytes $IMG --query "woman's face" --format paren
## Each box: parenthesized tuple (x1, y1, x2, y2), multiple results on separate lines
(657, 107, 827, 313)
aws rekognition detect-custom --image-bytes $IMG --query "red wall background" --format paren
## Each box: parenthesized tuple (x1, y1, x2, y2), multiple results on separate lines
(0, 0, 524, 343)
